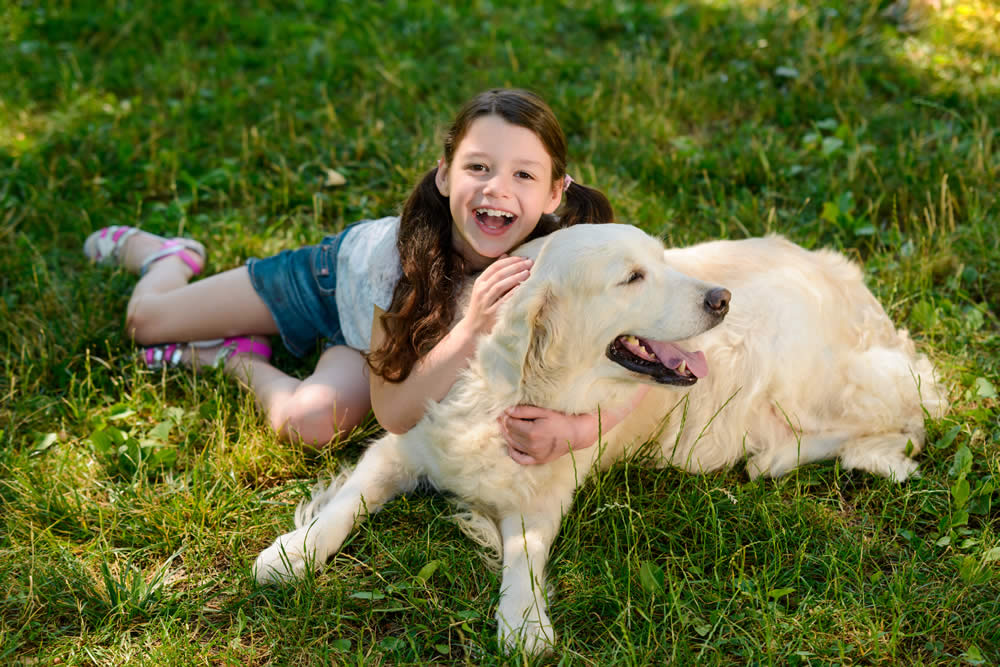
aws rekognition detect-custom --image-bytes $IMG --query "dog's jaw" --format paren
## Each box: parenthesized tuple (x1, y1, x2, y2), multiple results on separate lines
(606, 336, 707, 386)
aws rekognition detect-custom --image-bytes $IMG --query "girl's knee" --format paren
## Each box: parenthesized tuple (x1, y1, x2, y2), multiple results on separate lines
(125, 297, 161, 345)
(275, 420, 338, 449)
(271, 384, 365, 448)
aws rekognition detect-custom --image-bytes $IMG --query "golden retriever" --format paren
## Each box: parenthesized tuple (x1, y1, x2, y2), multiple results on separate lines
(253, 224, 946, 654)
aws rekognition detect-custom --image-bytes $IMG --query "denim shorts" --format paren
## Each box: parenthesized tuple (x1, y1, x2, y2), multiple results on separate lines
(246, 230, 351, 358)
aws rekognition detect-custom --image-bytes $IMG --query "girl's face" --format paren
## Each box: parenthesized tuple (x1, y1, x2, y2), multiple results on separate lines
(436, 115, 563, 270)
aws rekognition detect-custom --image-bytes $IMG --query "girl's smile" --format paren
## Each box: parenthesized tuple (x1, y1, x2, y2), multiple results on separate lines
(473, 206, 517, 234)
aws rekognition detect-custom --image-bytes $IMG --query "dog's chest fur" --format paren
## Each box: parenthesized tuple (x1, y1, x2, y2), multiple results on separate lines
(395, 364, 602, 517)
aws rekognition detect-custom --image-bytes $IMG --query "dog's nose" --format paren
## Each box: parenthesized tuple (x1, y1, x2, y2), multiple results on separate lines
(704, 287, 731, 317)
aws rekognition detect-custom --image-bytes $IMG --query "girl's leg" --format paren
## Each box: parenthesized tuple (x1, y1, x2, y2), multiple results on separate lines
(119, 231, 278, 345)
(226, 345, 372, 447)
(126, 266, 278, 345)
(113, 230, 371, 446)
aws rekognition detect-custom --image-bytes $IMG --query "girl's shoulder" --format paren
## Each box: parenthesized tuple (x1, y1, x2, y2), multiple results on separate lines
(338, 215, 401, 274)
(342, 215, 400, 247)
(335, 216, 402, 350)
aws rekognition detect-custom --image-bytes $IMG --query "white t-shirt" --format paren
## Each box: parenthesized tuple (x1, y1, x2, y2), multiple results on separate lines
(335, 216, 403, 351)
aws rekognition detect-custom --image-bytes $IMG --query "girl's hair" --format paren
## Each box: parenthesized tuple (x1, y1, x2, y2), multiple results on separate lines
(367, 88, 615, 383)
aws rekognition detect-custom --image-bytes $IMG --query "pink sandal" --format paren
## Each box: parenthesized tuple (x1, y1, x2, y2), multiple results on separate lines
(142, 337, 272, 370)
(84, 226, 206, 276)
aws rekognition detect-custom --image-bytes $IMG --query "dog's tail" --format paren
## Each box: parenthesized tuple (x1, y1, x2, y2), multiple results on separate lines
(449, 503, 502, 571)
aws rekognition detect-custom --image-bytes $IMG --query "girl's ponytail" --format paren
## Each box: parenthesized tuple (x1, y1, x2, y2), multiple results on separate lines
(558, 181, 615, 227)
(531, 180, 615, 239)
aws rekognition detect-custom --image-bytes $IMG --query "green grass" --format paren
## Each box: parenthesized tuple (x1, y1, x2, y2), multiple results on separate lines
(2, 0, 999, 664)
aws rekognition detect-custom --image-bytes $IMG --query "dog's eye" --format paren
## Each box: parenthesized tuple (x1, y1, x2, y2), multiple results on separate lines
(623, 270, 645, 285)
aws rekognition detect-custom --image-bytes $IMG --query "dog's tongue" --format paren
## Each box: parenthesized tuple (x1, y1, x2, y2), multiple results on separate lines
(646, 341, 709, 378)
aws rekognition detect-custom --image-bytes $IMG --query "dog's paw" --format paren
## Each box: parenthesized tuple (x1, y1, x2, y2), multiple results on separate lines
(252, 527, 314, 584)
(842, 449, 920, 483)
(497, 610, 555, 656)
(883, 455, 920, 483)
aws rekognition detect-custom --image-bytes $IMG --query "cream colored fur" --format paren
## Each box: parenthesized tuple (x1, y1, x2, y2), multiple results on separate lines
(253, 224, 946, 655)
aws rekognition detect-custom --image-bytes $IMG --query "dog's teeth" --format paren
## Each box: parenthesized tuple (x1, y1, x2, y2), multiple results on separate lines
(625, 335, 639, 346)
(677, 360, 687, 374)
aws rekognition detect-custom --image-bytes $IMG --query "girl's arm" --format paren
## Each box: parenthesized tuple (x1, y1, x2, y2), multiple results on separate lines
(499, 385, 652, 465)
(370, 255, 533, 434)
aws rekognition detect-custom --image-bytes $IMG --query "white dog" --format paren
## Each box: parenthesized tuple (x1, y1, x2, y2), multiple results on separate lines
(254, 224, 946, 654)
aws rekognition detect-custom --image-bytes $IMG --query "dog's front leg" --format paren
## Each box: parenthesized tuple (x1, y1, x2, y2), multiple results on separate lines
(496, 507, 564, 655)
(253, 434, 420, 584)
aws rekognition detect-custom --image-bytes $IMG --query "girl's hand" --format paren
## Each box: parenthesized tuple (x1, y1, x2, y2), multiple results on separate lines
(499, 386, 653, 465)
(499, 405, 599, 465)
(459, 255, 533, 337)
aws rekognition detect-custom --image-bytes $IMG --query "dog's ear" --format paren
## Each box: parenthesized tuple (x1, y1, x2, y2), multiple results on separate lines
(485, 275, 554, 396)
(481, 260, 557, 399)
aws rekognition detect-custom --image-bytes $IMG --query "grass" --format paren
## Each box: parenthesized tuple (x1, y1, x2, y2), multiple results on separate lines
(1, 0, 998, 664)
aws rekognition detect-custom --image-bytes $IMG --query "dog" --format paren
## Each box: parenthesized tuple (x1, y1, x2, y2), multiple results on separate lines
(253, 223, 946, 654)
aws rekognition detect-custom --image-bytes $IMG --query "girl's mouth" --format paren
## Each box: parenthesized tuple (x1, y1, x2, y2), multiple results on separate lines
(474, 207, 517, 232)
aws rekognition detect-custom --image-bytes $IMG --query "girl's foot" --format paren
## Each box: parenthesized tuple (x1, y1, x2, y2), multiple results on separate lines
(84, 226, 205, 276)
(142, 337, 272, 371)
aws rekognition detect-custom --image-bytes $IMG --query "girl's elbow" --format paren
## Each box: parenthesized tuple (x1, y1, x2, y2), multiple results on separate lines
(371, 405, 414, 435)
(382, 419, 411, 435)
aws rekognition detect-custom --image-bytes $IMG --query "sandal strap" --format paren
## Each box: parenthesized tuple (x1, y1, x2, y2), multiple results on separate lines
(140, 337, 271, 371)
(214, 337, 273, 367)
(140, 239, 206, 276)
(143, 343, 183, 369)
(84, 225, 139, 264)
(110, 226, 136, 244)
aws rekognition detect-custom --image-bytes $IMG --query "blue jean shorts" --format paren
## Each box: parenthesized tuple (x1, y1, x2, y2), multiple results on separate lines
(246, 230, 351, 358)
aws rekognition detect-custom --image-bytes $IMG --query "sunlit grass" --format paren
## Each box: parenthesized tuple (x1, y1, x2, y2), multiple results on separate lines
(1, 0, 998, 664)
(889, 0, 1000, 96)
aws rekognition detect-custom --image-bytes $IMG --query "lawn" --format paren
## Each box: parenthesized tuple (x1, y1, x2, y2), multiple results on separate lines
(2, 0, 998, 664)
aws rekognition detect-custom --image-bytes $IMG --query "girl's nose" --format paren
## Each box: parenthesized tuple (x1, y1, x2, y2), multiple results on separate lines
(482, 174, 509, 197)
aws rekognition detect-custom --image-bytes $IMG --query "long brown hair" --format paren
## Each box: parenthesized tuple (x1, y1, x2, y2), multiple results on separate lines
(367, 88, 615, 383)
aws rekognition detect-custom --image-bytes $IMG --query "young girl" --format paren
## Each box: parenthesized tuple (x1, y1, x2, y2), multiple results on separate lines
(84, 88, 644, 464)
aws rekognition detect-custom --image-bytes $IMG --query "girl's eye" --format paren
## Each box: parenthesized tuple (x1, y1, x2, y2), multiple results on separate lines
(516, 171, 534, 180)
(467, 163, 487, 172)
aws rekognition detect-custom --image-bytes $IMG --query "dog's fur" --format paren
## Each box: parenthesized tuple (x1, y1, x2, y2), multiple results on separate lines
(254, 224, 946, 654)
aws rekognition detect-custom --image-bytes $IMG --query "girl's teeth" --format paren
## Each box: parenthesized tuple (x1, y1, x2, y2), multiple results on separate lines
(477, 208, 512, 217)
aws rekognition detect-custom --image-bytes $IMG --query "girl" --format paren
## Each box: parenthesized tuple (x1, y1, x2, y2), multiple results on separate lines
(84, 88, 642, 464)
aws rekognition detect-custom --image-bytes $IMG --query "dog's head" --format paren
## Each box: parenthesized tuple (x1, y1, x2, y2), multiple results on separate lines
(481, 224, 729, 409)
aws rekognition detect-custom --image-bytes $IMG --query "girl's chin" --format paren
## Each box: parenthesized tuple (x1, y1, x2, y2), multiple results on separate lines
(453, 219, 529, 267)
(466, 247, 503, 268)
(461, 241, 513, 269)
